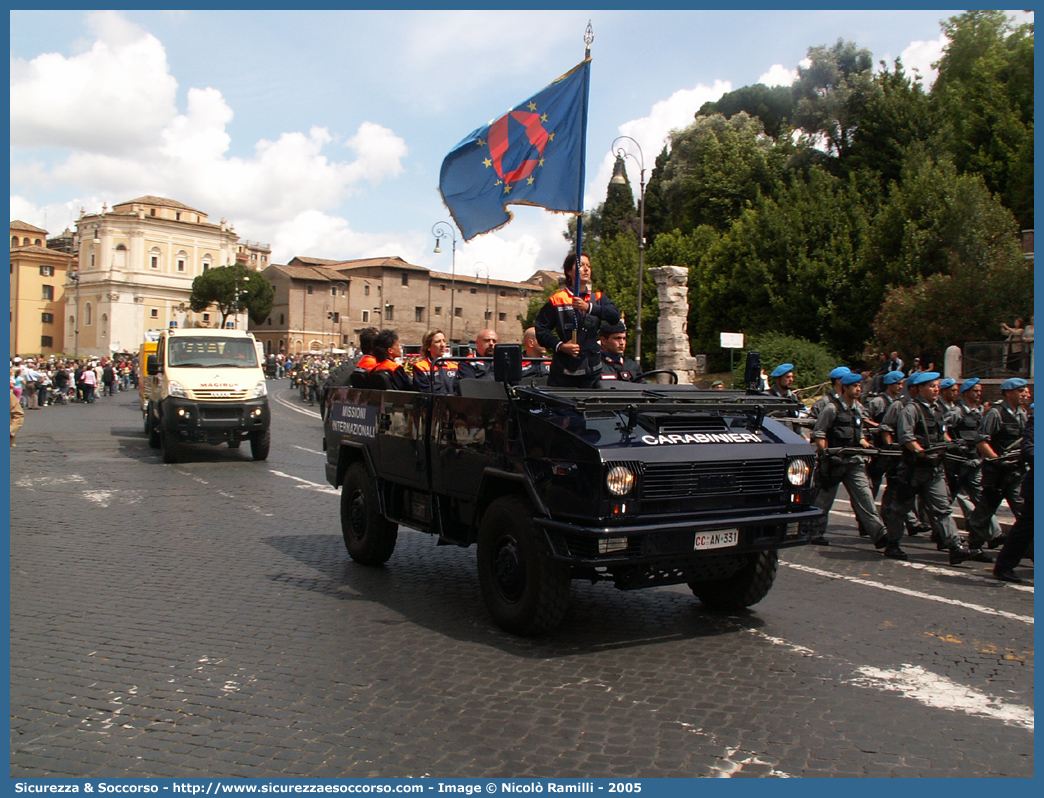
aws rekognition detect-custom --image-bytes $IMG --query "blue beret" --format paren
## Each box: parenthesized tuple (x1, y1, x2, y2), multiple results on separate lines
(770, 363, 794, 379)
(840, 372, 862, 385)
(939, 378, 956, 389)
(959, 377, 980, 393)
(1001, 377, 1028, 391)
(908, 371, 940, 386)
(829, 367, 851, 380)
(883, 370, 905, 385)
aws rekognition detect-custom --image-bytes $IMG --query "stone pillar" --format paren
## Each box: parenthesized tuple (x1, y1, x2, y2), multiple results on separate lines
(944, 345, 962, 381)
(648, 265, 702, 384)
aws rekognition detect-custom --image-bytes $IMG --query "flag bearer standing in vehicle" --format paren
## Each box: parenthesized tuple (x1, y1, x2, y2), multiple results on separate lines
(535, 252, 620, 388)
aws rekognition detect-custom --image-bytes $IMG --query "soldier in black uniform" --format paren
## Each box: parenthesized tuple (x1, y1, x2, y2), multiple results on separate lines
(808, 372, 888, 549)
(880, 371, 976, 564)
(598, 321, 643, 382)
(809, 367, 851, 420)
(994, 410, 1034, 582)
(456, 329, 498, 382)
(966, 377, 1030, 551)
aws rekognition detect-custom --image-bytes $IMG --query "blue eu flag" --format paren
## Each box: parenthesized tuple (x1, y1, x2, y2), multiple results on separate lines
(439, 59, 591, 241)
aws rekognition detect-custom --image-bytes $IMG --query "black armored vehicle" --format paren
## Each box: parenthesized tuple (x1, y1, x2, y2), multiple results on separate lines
(322, 349, 820, 635)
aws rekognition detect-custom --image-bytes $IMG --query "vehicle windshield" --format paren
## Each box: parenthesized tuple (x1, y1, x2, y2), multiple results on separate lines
(168, 337, 259, 368)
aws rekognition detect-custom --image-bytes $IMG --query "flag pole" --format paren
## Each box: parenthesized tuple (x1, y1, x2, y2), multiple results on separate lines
(572, 22, 594, 343)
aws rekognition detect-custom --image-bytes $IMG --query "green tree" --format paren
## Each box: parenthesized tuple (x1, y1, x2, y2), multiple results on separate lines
(639, 145, 671, 247)
(520, 283, 558, 332)
(697, 83, 794, 139)
(601, 156, 637, 240)
(932, 10, 1034, 227)
(189, 264, 275, 327)
(656, 112, 783, 234)
(791, 39, 878, 159)
(590, 233, 658, 367)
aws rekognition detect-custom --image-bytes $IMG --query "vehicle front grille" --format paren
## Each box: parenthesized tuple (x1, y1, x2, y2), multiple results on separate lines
(642, 460, 785, 499)
(192, 389, 251, 401)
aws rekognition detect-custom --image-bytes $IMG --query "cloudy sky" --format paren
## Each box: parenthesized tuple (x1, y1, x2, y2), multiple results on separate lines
(11, 9, 985, 283)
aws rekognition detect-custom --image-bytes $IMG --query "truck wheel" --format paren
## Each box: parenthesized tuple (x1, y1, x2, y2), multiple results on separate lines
(161, 429, 178, 464)
(340, 463, 397, 564)
(477, 496, 570, 636)
(250, 428, 271, 461)
(228, 439, 241, 449)
(147, 404, 161, 449)
(689, 551, 778, 610)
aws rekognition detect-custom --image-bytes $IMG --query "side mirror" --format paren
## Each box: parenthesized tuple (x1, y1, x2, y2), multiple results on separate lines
(493, 344, 522, 384)
(146, 354, 159, 376)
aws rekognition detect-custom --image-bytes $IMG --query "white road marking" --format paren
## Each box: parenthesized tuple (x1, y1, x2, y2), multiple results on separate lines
(271, 390, 320, 419)
(269, 469, 339, 495)
(749, 630, 1034, 732)
(291, 444, 324, 456)
(782, 561, 1034, 625)
(850, 665, 1034, 731)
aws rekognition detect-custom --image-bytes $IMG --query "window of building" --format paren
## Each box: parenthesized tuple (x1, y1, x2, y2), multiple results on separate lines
(499, 290, 506, 297)
(42, 284, 54, 300)
(41, 312, 54, 324)
(362, 310, 370, 322)
(402, 272, 409, 286)
(177, 258, 185, 272)
(332, 312, 340, 323)
(202, 255, 212, 271)
(454, 307, 462, 317)
(22, 237, 29, 245)
(150, 209, 156, 216)
(85, 304, 92, 325)
(307, 285, 313, 295)
(10, 236, 17, 246)
(435, 306, 442, 316)
(385, 305, 394, 321)
(484, 310, 492, 320)
(91, 254, 95, 267)
(415, 307, 424, 323)
(499, 312, 506, 322)
(331, 286, 338, 296)
(150, 308, 159, 319)
(364, 284, 370, 296)
(151, 256, 159, 269)
(39, 265, 55, 276)
(267, 317, 272, 325)
(41, 335, 53, 348)
(470, 287, 477, 294)
(35, 238, 42, 245)
(175, 212, 181, 221)
(203, 313, 210, 323)
(440, 284, 446, 291)
(279, 314, 284, 325)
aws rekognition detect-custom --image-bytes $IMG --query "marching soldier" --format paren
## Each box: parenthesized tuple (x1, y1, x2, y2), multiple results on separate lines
(809, 367, 851, 419)
(966, 377, 1030, 552)
(866, 370, 907, 497)
(879, 371, 977, 564)
(807, 372, 887, 549)
(767, 363, 798, 400)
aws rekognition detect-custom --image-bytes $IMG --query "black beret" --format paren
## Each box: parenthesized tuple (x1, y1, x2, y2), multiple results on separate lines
(600, 320, 626, 336)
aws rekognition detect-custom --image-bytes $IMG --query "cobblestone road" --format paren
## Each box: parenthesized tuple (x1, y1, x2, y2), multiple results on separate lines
(9, 385, 1034, 778)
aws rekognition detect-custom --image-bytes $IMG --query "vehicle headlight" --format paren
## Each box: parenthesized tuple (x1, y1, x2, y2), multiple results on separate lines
(169, 381, 187, 398)
(253, 381, 268, 398)
(606, 465, 636, 496)
(787, 458, 811, 486)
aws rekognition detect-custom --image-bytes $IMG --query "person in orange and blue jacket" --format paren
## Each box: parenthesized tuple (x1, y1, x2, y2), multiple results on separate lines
(371, 329, 413, 391)
(413, 329, 458, 394)
(534, 252, 620, 389)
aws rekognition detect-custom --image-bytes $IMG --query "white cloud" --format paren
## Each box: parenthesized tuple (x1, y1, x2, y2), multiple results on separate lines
(758, 64, 798, 87)
(590, 80, 731, 208)
(10, 11, 409, 263)
(898, 37, 946, 87)
(10, 11, 177, 152)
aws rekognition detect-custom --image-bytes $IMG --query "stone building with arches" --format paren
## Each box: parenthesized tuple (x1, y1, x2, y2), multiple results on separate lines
(68, 197, 247, 358)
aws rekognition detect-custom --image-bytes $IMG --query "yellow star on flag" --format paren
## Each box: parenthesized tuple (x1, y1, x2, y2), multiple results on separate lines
(527, 176, 535, 185)
(504, 184, 512, 194)
(483, 158, 492, 168)
(527, 101, 537, 111)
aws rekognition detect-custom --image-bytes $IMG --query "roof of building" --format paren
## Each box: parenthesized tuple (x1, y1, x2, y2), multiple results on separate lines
(10, 244, 73, 260)
(267, 262, 354, 282)
(113, 196, 204, 214)
(10, 220, 48, 234)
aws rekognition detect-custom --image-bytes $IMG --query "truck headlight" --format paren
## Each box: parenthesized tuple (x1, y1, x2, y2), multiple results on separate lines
(253, 381, 268, 398)
(606, 465, 635, 496)
(169, 381, 187, 398)
(787, 458, 811, 486)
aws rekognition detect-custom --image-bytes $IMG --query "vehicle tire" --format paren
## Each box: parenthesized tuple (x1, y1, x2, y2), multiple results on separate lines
(161, 429, 178, 464)
(228, 439, 241, 449)
(340, 463, 397, 565)
(250, 428, 270, 461)
(147, 404, 161, 449)
(689, 551, 778, 610)
(477, 495, 570, 636)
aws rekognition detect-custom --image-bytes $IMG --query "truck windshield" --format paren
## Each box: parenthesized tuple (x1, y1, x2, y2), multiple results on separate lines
(168, 337, 259, 368)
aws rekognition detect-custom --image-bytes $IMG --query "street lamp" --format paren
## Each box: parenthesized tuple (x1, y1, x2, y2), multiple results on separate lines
(610, 136, 646, 368)
(432, 221, 458, 344)
(332, 280, 348, 351)
(233, 270, 250, 329)
(474, 262, 491, 325)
